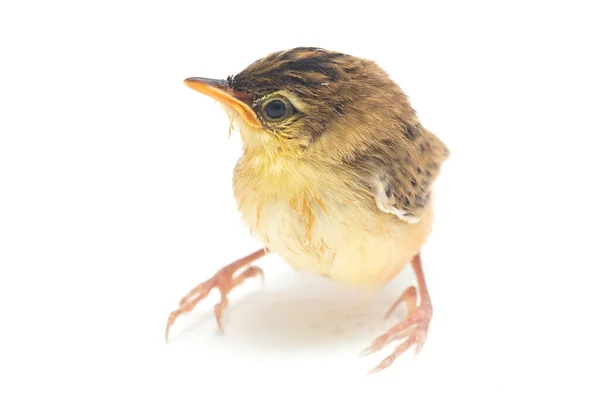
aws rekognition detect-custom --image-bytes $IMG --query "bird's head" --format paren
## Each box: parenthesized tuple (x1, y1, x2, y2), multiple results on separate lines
(184, 47, 420, 162)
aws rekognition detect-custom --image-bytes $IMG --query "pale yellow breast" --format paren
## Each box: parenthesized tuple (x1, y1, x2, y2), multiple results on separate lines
(232, 154, 434, 288)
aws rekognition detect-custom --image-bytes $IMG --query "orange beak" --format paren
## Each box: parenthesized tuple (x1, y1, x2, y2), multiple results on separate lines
(183, 77, 261, 128)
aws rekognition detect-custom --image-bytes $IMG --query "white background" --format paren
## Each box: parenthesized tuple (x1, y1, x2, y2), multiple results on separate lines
(1, 1, 599, 399)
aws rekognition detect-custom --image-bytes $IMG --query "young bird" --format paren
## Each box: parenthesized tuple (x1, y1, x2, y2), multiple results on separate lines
(166, 47, 449, 373)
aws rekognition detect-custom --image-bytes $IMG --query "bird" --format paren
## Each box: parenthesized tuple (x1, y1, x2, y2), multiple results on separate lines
(165, 47, 449, 374)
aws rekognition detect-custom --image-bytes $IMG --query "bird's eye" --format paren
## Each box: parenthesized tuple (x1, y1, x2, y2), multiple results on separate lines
(264, 100, 286, 119)
(261, 98, 293, 122)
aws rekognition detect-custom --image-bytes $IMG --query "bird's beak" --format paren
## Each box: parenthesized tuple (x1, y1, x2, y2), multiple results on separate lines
(183, 77, 261, 128)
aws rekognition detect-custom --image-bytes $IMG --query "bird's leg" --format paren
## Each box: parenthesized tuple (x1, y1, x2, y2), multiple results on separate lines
(362, 253, 433, 374)
(165, 248, 267, 342)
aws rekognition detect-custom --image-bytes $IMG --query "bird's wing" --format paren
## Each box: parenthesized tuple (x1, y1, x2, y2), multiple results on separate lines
(367, 127, 449, 223)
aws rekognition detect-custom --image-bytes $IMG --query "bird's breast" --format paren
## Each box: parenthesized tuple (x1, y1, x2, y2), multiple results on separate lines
(232, 155, 434, 288)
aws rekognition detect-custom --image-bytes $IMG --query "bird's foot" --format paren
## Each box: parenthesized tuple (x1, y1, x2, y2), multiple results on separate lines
(362, 286, 432, 374)
(165, 250, 266, 342)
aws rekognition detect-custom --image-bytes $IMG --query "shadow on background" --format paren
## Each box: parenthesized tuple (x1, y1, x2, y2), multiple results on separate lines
(168, 271, 415, 353)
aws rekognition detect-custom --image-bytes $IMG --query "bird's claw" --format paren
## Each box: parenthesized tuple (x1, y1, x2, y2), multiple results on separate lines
(363, 295, 432, 374)
(165, 264, 263, 342)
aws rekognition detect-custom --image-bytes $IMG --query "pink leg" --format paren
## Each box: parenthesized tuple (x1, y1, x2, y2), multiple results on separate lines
(165, 249, 267, 342)
(363, 253, 433, 374)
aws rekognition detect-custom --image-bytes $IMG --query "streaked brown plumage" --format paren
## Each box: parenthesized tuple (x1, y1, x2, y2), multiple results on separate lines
(166, 47, 449, 373)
